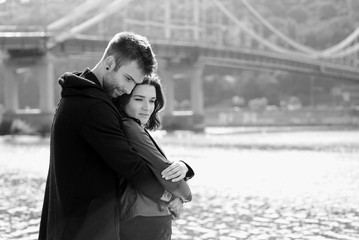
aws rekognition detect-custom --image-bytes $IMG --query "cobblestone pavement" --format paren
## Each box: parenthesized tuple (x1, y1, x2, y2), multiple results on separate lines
(1, 172, 358, 240)
(1, 131, 359, 240)
(173, 186, 359, 240)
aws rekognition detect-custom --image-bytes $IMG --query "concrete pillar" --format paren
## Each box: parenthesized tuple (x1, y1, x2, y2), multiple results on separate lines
(193, 0, 200, 41)
(35, 54, 56, 113)
(3, 66, 19, 112)
(164, 0, 171, 39)
(190, 63, 204, 115)
(157, 58, 175, 115)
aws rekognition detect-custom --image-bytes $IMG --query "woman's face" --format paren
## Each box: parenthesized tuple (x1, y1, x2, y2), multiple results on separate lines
(124, 84, 156, 125)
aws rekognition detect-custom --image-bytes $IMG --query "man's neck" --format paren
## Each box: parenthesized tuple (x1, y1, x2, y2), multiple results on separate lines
(91, 63, 104, 87)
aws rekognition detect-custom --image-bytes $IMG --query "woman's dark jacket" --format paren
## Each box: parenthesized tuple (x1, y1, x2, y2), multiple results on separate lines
(38, 69, 166, 240)
(119, 118, 194, 221)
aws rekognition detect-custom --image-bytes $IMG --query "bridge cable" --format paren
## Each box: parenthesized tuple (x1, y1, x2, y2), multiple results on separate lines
(47, 0, 108, 31)
(210, 0, 315, 58)
(48, 0, 133, 48)
(317, 43, 359, 59)
(241, 0, 359, 57)
(240, 0, 320, 56)
(320, 27, 359, 55)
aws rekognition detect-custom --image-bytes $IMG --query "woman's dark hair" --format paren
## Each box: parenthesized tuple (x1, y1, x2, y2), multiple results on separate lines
(113, 75, 165, 130)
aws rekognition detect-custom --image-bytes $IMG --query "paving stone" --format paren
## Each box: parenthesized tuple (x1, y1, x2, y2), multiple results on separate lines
(1, 133, 359, 239)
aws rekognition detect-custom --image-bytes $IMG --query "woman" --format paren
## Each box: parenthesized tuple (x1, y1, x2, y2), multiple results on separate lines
(113, 75, 194, 240)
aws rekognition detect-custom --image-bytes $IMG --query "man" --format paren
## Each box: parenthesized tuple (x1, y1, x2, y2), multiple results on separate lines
(39, 32, 182, 240)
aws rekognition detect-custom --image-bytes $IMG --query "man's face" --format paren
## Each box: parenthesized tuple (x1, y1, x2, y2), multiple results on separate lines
(103, 61, 144, 98)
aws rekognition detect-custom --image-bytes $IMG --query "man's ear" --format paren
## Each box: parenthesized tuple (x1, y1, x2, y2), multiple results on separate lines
(105, 56, 116, 71)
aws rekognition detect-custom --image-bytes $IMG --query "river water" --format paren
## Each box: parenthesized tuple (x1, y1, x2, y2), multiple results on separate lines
(0, 127, 358, 240)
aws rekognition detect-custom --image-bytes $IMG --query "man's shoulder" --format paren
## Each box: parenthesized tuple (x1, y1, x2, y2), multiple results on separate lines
(122, 118, 142, 131)
(57, 95, 120, 124)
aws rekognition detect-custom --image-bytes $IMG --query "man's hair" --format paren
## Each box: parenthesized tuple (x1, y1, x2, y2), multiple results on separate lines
(113, 74, 165, 130)
(102, 32, 157, 75)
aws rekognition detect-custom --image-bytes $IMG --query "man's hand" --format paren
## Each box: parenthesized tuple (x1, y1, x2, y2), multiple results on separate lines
(161, 161, 188, 182)
(167, 197, 183, 220)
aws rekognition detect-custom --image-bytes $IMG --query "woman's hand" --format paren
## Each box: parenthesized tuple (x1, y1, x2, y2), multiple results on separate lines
(167, 197, 183, 220)
(161, 161, 188, 182)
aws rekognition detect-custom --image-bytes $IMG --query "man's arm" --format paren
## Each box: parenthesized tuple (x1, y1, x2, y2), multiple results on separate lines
(81, 102, 168, 201)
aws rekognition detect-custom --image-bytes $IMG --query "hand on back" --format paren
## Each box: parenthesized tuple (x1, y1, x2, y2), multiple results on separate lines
(161, 161, 188, 182)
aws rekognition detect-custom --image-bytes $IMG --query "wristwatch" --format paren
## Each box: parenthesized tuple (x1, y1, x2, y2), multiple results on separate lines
(160, 189, 174, 202)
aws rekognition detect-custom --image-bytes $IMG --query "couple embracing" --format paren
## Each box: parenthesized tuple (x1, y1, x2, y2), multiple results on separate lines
(39, 32, 194, 240)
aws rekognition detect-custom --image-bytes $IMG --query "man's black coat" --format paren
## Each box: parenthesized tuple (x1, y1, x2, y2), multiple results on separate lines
(38, 69, 165, 240)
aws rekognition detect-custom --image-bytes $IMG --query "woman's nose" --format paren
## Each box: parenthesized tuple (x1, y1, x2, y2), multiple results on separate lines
(142, 101, 149, 110)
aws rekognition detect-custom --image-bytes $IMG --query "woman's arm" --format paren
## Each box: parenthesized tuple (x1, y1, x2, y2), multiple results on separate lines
(122, 119, 192, 202)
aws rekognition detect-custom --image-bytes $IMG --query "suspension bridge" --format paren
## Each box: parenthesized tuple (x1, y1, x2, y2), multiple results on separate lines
(1, 0, 359, 130)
